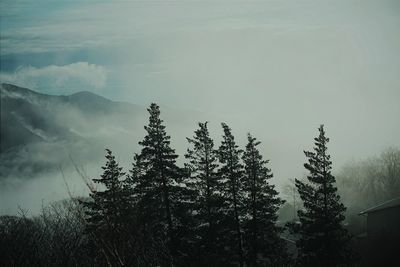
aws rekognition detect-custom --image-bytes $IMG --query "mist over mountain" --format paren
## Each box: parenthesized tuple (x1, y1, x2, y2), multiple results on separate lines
(1, 82, 398, 218)
(0, 83, 140, 179)
(0, 83, 207, 182)
(0, 83, 214, 213)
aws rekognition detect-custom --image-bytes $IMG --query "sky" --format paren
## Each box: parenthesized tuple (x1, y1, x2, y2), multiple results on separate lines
(1, 0, 400, 192)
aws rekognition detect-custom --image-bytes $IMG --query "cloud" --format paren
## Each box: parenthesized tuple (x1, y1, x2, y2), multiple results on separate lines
(0, 62, 107, 93)
(0, 1, 349, 55)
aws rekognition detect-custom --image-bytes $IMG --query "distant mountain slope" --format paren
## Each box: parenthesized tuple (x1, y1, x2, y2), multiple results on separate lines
(0, 83, 148, 179)
(0, 83, 207, 181)
(0, 83, 144, 152)
(1, 84, 74, 152)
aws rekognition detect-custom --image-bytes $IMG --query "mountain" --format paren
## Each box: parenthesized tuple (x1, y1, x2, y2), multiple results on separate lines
(0, 83, 208, 181)
(0, 83, 137, 179)
(1, 83, 143, 151)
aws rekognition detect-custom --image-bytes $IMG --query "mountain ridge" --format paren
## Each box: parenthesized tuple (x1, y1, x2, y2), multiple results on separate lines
(0, 83, 207, 181)
(0, 83, 147, 179)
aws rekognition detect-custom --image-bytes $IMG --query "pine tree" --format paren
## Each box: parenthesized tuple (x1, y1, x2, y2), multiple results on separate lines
(125, 153, 171, 266)
(132, 103, 186, 266)
(185, 122, 224, 265)
(218, 123, 245, 267)
(82, 149, 129, 265)
(242, 133, 287, 266)
(294, 125, 353, 267)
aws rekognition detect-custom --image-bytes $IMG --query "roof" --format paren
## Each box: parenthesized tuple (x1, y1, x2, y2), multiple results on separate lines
(359, 197, 400, 215)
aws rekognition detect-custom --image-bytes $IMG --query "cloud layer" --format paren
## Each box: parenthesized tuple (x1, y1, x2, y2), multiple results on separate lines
(0, 62, 107, 93)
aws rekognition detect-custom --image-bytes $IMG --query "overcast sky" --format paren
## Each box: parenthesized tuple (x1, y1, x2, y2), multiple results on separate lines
(1, 0, 400, 186)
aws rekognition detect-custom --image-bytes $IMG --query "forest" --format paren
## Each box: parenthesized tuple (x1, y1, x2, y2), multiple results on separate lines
(1, 103, 399, 267)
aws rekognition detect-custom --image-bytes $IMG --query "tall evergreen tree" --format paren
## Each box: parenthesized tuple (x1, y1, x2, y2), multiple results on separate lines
(294, 125, 353, 267)
(185, 122, 224, 265)
(82, 149, 130, 266)
(218, 123, 245, 267)
(242, 134, 287, 266)
(125, 153, 172, 266)
(132, 103, 186, 266)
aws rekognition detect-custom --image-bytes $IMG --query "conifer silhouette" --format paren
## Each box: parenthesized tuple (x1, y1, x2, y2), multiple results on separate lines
(294, 125, 353, 267)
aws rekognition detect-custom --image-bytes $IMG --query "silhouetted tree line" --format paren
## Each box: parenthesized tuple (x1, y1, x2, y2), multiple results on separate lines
(0, 104, 355, 267)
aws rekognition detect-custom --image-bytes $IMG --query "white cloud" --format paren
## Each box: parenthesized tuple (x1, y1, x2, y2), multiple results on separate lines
(0, 62, 107, 92)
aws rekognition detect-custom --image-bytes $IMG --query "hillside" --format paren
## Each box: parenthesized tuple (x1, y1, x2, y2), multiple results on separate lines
(0, 84, 151, 179)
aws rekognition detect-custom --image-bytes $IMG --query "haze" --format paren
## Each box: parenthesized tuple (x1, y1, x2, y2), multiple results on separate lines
(1, 0, 399, 213)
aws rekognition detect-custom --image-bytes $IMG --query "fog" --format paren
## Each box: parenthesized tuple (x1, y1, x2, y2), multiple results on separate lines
(1, 0, 400, 214)
(0, 85, 218, 214)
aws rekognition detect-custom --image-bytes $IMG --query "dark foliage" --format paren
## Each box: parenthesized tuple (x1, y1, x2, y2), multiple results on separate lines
(217, 123, 246, 267)
(129, 103, 189, 266)
(242, 134, 289, 266)
(185, 122, 226, 265)
(0, 200, 94, 267)
(1, 104, 361, 267)
(291, 125, 354, 267)
(81, 149, 138, 266)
